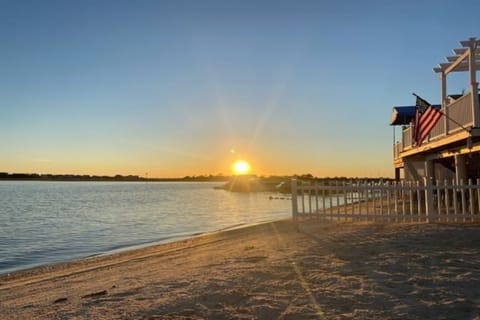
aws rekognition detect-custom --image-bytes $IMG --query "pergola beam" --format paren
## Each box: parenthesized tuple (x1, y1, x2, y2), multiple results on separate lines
(446, 53, 480, 62)
(460, 39, 480, 47)
(453, 48, 468, 55)
(444, 49, 470, 74)
(446, 56, 460, 62)
(439, 60, 480, 69)
(433, 57, 480, 73)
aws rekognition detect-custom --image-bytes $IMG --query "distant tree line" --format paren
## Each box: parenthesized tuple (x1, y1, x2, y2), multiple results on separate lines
(0, 172, 232, 182)
(0, 172, 146, 181)
(0, 172, 393, 183)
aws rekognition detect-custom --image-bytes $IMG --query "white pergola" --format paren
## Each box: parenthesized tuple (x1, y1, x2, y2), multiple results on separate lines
(433, 37, 480, 127)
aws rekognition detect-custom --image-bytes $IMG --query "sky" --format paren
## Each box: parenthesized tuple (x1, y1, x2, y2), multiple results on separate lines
(1, 0, 479, 178)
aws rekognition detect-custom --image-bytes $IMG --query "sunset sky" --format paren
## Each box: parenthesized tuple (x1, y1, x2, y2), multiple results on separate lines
(1, 0, 479, 178)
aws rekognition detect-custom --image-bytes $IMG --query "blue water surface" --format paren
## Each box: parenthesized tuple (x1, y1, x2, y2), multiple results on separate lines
(0, 181, 291, 274)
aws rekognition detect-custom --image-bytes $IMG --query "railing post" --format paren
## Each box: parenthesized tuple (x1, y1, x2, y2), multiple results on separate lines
(453, 178, 459, 222)
(469, 179, 474, 220)
(308, 180, 312, 215)
(437, 180, 442, 220)
(329, 182, 333, 220)
(468, 43, 480, 128)
(386, 181, 391, 221)
(401, 180, 406, 221)
(444, 179, 450, 221)
(322, 181, 326, 216)
(409, 181, 414, 220)
(393, 181, 398, 220)
(342, 181, 347, 221)
(425, 177, 435, 223)
(365, 181, 370, 221)
(336, 180, 340, 220)
(416, 180, 422, 221)
(291, 178, 298, 221)
(477, 179, 480, 220)
(460, 179, 467, 222)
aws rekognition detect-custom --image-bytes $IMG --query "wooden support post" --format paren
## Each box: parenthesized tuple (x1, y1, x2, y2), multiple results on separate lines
(455, 154, 467, 185)
(441, 71, 448, 135)
(395, 168, 401, 182)
(468, 44, 480, 128)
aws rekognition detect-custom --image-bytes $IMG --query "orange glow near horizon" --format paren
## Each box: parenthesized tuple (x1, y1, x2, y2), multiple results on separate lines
(232, 160, 251, 175)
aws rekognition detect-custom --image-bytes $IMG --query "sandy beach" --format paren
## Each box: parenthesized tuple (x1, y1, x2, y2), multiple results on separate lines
(2, 219, 480, 319)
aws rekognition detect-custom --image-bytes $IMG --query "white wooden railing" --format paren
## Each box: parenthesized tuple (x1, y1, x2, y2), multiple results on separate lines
(394, 92, 473, 159)
(393, 142, 402, 160)
(429, 113, 445, 140)
(291, 178, 480, 223)
(447, 92, 473, 134)
(402, 126, 413, 149)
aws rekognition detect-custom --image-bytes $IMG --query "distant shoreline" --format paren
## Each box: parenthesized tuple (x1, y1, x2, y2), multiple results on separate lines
(0, 172, 394, 183)
(0, 172, 230, 182)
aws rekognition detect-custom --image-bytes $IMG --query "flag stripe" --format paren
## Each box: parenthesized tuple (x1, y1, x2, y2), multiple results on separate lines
(415, 106, 442, 145)
(412, 94, 443, 146)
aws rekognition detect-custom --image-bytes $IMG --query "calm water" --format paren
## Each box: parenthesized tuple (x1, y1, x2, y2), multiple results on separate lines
(0, 181, 291, 274)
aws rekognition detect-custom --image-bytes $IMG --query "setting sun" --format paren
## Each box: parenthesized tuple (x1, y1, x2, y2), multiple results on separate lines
(232, 160, 251, 175)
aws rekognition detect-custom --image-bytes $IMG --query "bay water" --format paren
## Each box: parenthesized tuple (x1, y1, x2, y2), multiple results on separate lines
(0, 181, 291, 274)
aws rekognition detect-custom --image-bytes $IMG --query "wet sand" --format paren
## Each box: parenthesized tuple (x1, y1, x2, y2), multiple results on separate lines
(2, 219, 480, 319)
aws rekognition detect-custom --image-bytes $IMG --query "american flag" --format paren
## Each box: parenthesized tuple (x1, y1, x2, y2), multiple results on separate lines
(413, 95, 442, 146)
